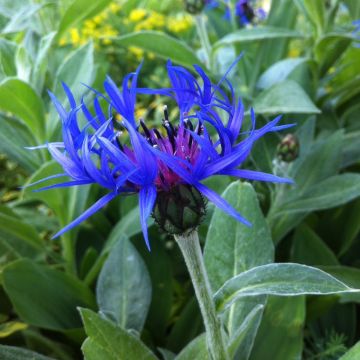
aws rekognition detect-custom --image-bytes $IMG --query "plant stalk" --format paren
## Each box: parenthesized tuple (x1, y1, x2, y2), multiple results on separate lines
(195, 14, 212, 69)
(174, 231, 229, 360)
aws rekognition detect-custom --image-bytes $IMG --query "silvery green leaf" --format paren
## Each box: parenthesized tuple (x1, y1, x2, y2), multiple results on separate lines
(96, 237, 152, 332)
(214, 263, 358, 312)
(79, 308, 157, 360)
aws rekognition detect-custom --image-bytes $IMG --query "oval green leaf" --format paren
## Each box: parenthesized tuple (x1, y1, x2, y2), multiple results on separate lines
(96, 237, 152, 332)
(113, 31, 200, 68)
(0, 78, 45, 140)
(214, 263, 357, 312)
(253, 80, 320, 115)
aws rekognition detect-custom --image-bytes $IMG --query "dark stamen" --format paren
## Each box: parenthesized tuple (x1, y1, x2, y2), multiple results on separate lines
(163, 105, 169, 121)
(153, 128, 163, 140)
(140, 119, 154, 145)
(162, 105, 176, 152)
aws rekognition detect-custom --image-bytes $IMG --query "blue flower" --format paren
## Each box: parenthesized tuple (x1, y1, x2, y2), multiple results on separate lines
(206, 0, 266, 26)
(27, 58, 293, 249)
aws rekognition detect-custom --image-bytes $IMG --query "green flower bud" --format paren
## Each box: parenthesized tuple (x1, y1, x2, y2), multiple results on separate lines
(277, 134, 300, 162)
(152, 184, 207, 235)
(184, 0, 206, 14)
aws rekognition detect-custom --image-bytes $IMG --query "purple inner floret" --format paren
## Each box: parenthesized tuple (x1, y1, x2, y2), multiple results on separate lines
(26, 57, 294, 250)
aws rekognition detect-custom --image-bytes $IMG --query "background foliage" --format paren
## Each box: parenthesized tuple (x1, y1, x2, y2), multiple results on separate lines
(0, 0, 360, 359)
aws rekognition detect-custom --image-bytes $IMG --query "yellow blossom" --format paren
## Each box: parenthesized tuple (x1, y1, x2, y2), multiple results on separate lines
(167, 15, 193, 33)
(129, 46, 144, 60)
(109, 2, 121, 13)
(288, 48, 300, 58)
(129, 8, 147, 22)
(84, 19, 96, 29)
(136, 107, 147, 119)
(59, 37, 67, 46)
(70, 28, 80, 46)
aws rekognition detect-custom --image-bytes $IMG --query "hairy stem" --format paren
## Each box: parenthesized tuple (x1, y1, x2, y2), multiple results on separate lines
(174, 231, 229, 360)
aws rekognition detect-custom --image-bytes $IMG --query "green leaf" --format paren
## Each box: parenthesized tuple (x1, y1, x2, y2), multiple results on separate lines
(253, 80, 320, 114)
(215, 26, 302, 48)
(320, 266, 360, 304)
(249, 297, 305, 360)
(15, 46, 32, 82)
(2, 259, 96, 330)
(291, 225, 339, 266)
(342, 130, 360, 168)
(0, 39, 17, 78)
(0, 345, 55, 360)
(57, 0, 112, 40)
(279, 173, 360, 214)
(338, 199, 360, 256)
(214, 263, 357, 312)
(340, 341, 360, 360)
(114, 31, 199, 68)
(0, 205, 43, 260)
(0, 78, 45, 141)
(301, 0, 325, 32)
(204, 181, 273, 343)
(31, 32, 56, 92)
(23, 161, 91, 233)
(228, 304, 264, 360)
(1, 4, 42, 34)
(343, 0, 360, 20)
(205, 182, 274, 292)
(96, 237, 152, 331)
(79, 308, 157, 360)
(166, 298, 202, 353)
(53, 42, 94, 101)
(257, 58, 308, 90)
(315, 32, 353, 76)
(0, 115, 42, 172)
(268, 130, 344, 243)
(175, 334, 209, 360)
(48, 42, 95, 138)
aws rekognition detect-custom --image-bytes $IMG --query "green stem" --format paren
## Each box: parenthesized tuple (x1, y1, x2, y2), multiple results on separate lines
(61, 232, 77, 275)
(195, 14, 212, 69)
(174, 231, 229, 360)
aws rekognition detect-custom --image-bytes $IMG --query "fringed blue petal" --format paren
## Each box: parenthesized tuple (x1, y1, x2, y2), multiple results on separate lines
(52, 192, 117, 239)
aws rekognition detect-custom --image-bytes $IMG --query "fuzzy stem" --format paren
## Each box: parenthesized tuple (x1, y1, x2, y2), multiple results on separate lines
(174, 231, 229, 360)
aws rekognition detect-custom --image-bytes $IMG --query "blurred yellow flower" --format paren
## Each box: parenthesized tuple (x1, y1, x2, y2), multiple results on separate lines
(288, 48, 300, 58)
(109, 2, 121, 13)
(129, 8, 147, 22)
(70, 28, 80, 46)
(129, 46, 144, 60)
(167, 15, 193, 33)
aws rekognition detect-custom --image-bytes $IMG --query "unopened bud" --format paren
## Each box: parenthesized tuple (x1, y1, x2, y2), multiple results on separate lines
(184, 0, 206, 14)
(277, 134, 299, 162)
(152, 184, 206, 235)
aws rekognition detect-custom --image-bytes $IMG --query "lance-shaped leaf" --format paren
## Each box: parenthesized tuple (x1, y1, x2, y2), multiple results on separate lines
(214, 263, 358, 312)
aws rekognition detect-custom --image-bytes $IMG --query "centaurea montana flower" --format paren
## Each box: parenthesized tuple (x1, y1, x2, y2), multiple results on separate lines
(206, 0, 266, 26)
(27, 58, 293, 250)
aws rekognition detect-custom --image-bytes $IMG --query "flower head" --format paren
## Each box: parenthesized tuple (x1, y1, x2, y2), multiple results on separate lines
(206, 0, 266, 26)
(27, 58, 293, 249)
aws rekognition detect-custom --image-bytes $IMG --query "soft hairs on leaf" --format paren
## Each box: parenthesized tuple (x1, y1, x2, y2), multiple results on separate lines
(26, 57, 293, 248)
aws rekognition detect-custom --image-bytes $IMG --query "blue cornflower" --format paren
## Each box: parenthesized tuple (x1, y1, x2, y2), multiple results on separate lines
(206, 0, 266, 26)
(27, 58, 293, 249)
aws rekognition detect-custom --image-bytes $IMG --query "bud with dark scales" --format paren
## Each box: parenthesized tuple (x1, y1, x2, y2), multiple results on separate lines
(153, 184, 207, 235)
(184, 0, 206, 14)
(277, 134, 300, 162)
